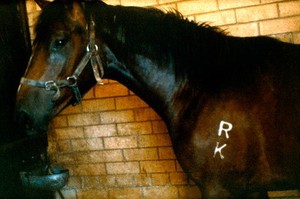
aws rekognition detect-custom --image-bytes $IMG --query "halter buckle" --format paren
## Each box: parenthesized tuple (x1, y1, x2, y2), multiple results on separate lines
(87, 44, 99, 55)
(45, 80, 56, 91)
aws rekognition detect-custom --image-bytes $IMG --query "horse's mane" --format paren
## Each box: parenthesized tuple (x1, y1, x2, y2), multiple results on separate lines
(88, 1, 231, 88)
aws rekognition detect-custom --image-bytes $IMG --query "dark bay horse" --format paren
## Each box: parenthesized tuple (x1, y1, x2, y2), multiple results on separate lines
(16, 0, 300, 198)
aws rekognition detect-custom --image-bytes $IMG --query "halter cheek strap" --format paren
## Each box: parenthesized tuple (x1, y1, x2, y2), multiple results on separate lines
(19, 19, 104, 105)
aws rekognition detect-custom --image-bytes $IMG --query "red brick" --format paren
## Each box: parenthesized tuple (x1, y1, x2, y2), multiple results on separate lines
(176, 161, 184, 172)
(116, 174, 135, 186)
(83, 87, 95, 99)
(98, 175, 117, 187)
(60, 103, 82, 115)
(152, 120, 168, 134)
(84, 124, 117, 137)
(47, 141, 57, 155)
(57, 140, 72, 152)
(106, 162, 140, 174)
(82, 98, 115, 112)
(57, 189, 77, 199)
(100, 110, 135, 123)
(279, 1, 300, 17)
(236, 4, 278, 23)
(134, 174, 152, 186)
(76, 150, 123, 163)
(109, 188, 142, 199)
(47, 130, 55, 141)
(178, 185, 201, 198)
(158, 0, 178, 4)
(83, 176, 100, 188)
(51, 115, 68, 127)
(77, 189, 108, 199)
(158, 147, 177, 160)
(57, 153, 77, 164)
(108, 79, 118, 84)
(117, 122, 152, 135)
(68, 113, 100, 126)
(104, 0, 120, 5)
(151, 173, 170, 185)
(54, 127, 84, 140)
(140, 160, 176, 173)
(170, 172, 188, 185)
(177, 0, 218, 15)
(123, 148, 158, 161)
(66, 176, 82, 189)
(259, 16, 300, 35)
(116, 96, 148, 110)
(129, 90, 135, 95)
(139, 134, 172, 147)
(261, 0, 281, 2)
(143, 186, 179, 199)
(71, 138, 103, 151)
(63, 164, 75, 176)
(224, 22, 259, 37)
(271, 33, 293, 43)
(104, 136, 138, 149)
(155, 3, 177, 12)
(196, 10, 236, 26)
(73, 163, 106, 175)
(120, 0, 157, 7)
(218, 0, 259, 10)
(294, 32, 300, 44)
(134, 108, 161, 121)
(95, 83, 129, 98)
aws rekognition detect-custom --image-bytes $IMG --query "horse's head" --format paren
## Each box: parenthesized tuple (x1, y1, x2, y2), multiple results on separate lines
(16, 0, 107, 135)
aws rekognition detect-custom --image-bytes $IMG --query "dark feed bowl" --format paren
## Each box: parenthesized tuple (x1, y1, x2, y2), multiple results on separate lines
(20, 167, 69, 191)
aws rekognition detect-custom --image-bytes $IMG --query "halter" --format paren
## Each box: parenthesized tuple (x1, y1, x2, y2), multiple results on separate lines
(20, 19, 104, 105)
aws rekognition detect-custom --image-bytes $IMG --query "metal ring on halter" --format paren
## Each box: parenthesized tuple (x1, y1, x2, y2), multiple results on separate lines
(86, 44, 98, 55)
(66, 75, 78, 87)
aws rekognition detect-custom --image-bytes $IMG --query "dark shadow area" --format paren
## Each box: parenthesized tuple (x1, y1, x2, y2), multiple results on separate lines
(0, 0, 52, 198)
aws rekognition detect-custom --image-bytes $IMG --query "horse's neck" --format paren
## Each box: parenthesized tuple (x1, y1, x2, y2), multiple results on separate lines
(95, 5, 196, 126)
(104, 46, 181, 126)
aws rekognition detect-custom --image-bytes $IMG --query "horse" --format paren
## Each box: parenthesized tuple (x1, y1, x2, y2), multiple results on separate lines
(16, 0, 300, 198)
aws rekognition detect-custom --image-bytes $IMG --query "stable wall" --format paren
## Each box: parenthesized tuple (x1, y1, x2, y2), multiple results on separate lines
(26, 0, 300, 198)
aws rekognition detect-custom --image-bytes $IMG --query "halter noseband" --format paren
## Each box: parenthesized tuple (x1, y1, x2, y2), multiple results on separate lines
(20, 19, 104, 105)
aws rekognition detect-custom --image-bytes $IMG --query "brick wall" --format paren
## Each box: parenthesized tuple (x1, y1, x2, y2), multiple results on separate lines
(25, 0, 300, 198)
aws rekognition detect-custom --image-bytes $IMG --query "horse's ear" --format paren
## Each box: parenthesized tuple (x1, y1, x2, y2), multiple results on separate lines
(68, 1, 86, 27)
(34, 0, 50, 9)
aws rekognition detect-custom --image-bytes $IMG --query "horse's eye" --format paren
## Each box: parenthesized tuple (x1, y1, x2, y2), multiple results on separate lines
(52, 39, 68, 51)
